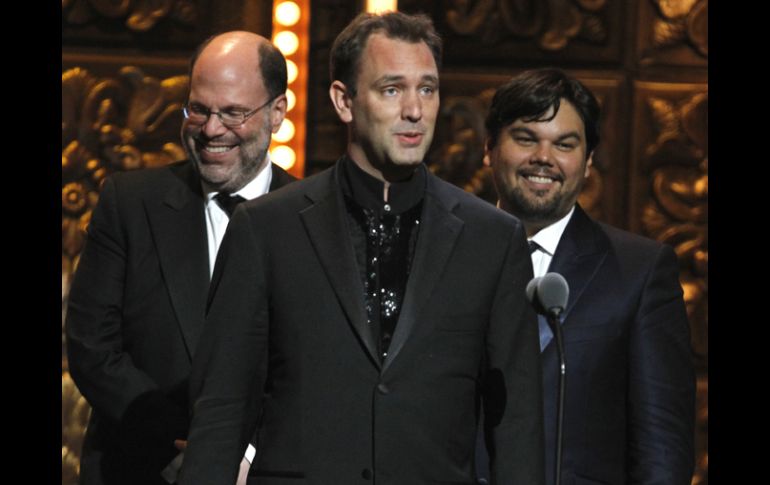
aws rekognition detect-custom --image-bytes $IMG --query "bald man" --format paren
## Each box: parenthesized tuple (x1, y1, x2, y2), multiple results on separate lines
(66, 32, 295, 485)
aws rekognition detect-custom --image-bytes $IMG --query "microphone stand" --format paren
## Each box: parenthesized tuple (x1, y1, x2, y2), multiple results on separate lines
(546, 309, 565, 485)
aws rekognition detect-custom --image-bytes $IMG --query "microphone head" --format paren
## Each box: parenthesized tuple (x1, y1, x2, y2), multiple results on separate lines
(525, 276, 541, 305)
(537, 273, 569, 315)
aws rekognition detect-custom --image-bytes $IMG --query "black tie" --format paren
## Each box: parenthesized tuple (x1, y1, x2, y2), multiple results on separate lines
(214, 193, 246, 217)
(528, 240, 541, 254)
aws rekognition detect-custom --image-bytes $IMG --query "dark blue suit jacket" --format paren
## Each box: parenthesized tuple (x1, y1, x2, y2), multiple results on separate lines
(478, 204, 695, 485)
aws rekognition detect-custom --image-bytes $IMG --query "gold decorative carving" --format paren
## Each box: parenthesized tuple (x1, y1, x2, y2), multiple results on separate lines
(445, 0, 609, 51)
(62, 66, 188, 483)
(62, 372, 91, 485)
(650, 0, 708, 56)
(638, 88, 707, 483)
(654, 0, 698, 18)
(692, 376, 708, 485)
(62, 66, 188, 260)
(63, 0, 198, 31)
(640, 90, 707, 334)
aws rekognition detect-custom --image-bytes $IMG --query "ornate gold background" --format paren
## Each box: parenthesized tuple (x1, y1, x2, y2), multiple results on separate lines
(62, 1, 707, 483)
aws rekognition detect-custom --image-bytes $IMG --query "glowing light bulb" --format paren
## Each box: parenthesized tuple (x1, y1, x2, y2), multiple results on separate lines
(365, 0, 397, 13)
(285, 89, 296, 111)
(274, 31, 299, 56)
(271, 146, 296, 169)
(286, 59, 298, 84)
(275, 2, 300, 26)
(272, 119, 296, 143)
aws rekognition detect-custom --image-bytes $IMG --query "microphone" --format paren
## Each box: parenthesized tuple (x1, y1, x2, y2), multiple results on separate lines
(526, 272, 569, 317)
(527, 272, 569, 485)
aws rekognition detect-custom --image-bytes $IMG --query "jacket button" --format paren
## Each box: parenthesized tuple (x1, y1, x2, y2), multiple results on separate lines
(361, 468, 372, 480)
(377, 383, 389, 395)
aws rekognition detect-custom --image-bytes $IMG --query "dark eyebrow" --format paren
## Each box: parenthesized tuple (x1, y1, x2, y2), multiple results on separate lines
(555, 131, 582, 142)
(374, 74, 439, 86)
(375, 75, 406, 86)
(509, 127, 536, 137)
(421, 74, 439, 85)
(187, 101, 251, 112)
(509, 127, 582, 142)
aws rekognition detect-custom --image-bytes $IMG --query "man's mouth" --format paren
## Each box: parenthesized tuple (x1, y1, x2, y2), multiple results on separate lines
(525, 174, 556, 184)
(520, 171, 562, 187)
(202, 145, 236, 154)
(395, 132, 424, 145)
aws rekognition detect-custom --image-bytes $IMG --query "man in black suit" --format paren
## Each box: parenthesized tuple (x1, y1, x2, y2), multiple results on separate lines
(179, 12, 544, 485)
(479, 68, 695, 484)
(65, 31, 295, 485)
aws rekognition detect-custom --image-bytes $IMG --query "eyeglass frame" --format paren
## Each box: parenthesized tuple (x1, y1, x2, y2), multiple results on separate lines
(182, 95, 278, 128)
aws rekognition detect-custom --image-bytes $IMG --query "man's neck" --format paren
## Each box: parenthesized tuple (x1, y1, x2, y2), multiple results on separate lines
(346, 149, 418, 198)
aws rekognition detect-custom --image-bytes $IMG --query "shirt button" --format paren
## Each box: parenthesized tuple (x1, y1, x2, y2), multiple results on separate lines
(383, 203, 391, 212)
(377, 383, 390, 395)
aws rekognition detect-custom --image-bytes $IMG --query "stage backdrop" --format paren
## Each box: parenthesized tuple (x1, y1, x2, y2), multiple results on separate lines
(62, 1, 707, 483)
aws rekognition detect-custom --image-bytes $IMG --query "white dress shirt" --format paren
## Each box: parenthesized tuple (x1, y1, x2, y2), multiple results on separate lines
(529, 206, 575, 277)
(162, 159, 273, 483)
(204, 159, 273, 277)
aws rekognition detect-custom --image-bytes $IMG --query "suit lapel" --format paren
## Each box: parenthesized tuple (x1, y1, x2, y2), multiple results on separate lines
(269, 163, 297, 191)
(548, 205, 608, 321)
(299, 167, 381, 369)
(382, 175, 463, 373)
(145, 162, 210, 360)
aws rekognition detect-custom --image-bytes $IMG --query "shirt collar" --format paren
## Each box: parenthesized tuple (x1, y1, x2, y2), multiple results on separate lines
(340, 155, 426, 215)
(203, 155, 274, 204)
(529, 205, 575, 256)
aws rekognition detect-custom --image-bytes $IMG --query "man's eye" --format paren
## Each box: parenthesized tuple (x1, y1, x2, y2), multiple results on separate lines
(514, 137, 535, 145)
(189, 105, 209, 115)
(419, 86, 436, 96)
(382, 87, 398, 96)
(556, 142, 576, 151)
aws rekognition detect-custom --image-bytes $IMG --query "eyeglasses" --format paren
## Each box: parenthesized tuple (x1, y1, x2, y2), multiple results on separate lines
(182, 96, 276, 128)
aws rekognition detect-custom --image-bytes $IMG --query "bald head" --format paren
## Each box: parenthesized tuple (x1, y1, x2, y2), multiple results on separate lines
(190, 31, 287, 101)
(182, 31, 288, 193)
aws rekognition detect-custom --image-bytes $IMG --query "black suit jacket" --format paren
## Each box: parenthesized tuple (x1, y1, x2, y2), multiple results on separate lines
(539, 205, 695, 485)
(66, 160, 295, 485)
(179, 159, 545, 485)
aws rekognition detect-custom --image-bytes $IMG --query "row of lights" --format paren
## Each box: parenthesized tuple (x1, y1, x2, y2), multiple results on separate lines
(269, 0, 397, 175)
(270, 0, 309, 176)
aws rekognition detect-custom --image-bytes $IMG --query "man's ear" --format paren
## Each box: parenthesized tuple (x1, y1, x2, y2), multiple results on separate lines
(269, 94, 288, 134)
(483, 138, 493, 167)
(329, 80, 353, 123)
(584, 151, 594, 179)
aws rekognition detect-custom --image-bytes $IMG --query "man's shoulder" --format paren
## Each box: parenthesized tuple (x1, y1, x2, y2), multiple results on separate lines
(426, 171, 520, 227)
(245, 164, 335, 212)
(108, 160, 194, 191)
(597, 220, 667, 257)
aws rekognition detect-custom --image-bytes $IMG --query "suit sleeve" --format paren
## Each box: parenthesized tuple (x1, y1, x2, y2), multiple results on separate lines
(179, 207, 269, 485)
(627, 245, 695, 484)
(484, 222, 546, 485)
(65, 176, 188, 463)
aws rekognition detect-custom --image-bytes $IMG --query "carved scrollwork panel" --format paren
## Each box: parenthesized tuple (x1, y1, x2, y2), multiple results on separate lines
(637, 0, 708, 67)
(63, 0, 199, 31)
(62, 65, 188, 263)
(630, 80, 707, 484)
(398, 0, 622, 65)
(62, 65, 189, 483)
(62, 372, 91, 484)
(63, 0, 208, 48)
(426, 71, 625, 226)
